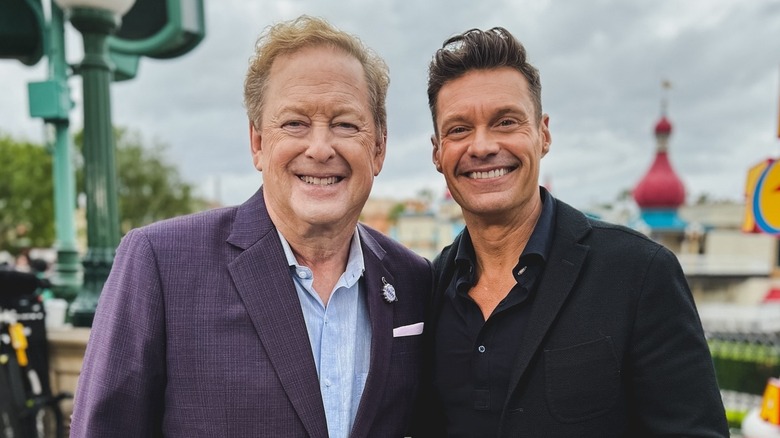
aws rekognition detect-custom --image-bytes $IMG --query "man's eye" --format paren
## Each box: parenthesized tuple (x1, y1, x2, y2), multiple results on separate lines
(498, 119, 516, 127)
(333, 122, 359, 134)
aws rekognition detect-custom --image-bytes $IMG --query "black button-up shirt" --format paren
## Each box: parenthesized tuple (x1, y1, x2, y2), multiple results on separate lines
(433, 188, 556, 437)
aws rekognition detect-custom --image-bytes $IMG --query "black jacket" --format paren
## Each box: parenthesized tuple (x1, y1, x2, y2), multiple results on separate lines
(417, 196, 728, 437)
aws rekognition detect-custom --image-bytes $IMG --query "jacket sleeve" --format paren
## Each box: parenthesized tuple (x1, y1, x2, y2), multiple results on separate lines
(628, 245, 729, 437)
(69, 229, 166, 438)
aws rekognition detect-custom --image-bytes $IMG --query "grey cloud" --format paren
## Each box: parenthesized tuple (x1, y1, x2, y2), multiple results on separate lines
(0, 0, 777, 209)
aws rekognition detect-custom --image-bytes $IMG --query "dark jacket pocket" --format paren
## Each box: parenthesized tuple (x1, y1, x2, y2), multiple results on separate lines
(543, 336, 620, 423)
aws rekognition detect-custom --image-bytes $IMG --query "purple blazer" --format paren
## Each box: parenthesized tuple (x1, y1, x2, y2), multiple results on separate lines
(70, 188, 433, 437)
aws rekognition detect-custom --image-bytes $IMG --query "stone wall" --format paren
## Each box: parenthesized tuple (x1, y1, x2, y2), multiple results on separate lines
(47, 326, 90, 434)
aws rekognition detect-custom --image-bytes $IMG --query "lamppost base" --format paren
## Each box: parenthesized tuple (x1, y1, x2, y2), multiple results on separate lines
(69, 284, 99, 327)
(69, 304, 96, 327)
(51, 247, 82, 302)
(69, 251, 113, 327)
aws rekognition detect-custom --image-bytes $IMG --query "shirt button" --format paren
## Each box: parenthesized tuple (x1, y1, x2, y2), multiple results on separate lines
(324, 379, 331, 387)
(478, 345, 486, 353)
(296, 270, 307, 279)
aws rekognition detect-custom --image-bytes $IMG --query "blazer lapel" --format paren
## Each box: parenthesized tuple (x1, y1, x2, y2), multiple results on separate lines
(349, 226, 394, 438)
(503, 200, 591, 410)
(227, 188, 328, 437)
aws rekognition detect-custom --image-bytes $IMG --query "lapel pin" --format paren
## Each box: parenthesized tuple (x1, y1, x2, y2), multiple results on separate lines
(381, 277, 397, 303)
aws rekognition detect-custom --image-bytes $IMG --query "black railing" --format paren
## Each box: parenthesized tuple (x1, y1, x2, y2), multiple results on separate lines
(706, 329, 780, 429)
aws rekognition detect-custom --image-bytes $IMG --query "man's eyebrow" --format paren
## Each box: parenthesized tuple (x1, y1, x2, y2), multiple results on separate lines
(493, 106, 527, 118)
(440, 113, 471, 126)
(441, 106, 527, 124)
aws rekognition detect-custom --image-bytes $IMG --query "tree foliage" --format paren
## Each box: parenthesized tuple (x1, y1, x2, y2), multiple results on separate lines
(75, 128, 208, 234)
(388, 203, 406, 224)
(0, 128, 206, 254)
(0, 134, 55, 255)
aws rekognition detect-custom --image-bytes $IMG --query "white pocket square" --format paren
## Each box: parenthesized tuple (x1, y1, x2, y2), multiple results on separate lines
(393, 322, 424, 337)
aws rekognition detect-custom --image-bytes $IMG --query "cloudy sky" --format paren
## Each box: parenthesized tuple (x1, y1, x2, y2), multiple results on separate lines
(2, 0, 779, 209)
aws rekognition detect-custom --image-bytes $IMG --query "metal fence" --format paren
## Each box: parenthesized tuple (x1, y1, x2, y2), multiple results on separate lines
(699, 303, 780, 430)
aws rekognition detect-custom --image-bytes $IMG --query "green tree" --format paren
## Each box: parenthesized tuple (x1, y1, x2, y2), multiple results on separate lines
(388, 202, 406, 224)
(0, 133, 55, 254)
(75, 128, 207, 234)
(0, 128, 205, 255)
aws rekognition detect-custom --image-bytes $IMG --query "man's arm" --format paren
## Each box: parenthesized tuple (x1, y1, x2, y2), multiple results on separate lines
(628, 245, 729, 437)
(70, 229, 166, 437)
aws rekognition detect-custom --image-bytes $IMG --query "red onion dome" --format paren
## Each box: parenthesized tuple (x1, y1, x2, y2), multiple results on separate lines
(633, 151, 685, 208)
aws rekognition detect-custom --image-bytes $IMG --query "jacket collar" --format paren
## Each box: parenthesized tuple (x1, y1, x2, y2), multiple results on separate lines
(226, 187, 272, 250)
(227, 187, 328, 436)
(227, 188, 397, 437)
(348, 224, 396, 438)
(501, 196, 592, 414)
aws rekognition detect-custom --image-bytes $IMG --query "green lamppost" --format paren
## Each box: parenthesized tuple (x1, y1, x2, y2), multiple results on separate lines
(53, 0, 136, 327)
(3, 0, 205, 327)
(37, 4, 82, 301)
(1, 0, 82, 300)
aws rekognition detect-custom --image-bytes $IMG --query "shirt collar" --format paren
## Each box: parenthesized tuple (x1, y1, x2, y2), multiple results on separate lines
(277, 227, 365, 287)
(525, 186, 555, 260)
(454, 186, 556, 272)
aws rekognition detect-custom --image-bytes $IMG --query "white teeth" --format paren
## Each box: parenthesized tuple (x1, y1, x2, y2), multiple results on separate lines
(468, 168, 509, 179)
(300, 176, 339, 185)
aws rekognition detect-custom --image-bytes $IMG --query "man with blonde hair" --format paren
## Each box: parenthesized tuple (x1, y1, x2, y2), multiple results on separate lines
(71, 15, 431, 437)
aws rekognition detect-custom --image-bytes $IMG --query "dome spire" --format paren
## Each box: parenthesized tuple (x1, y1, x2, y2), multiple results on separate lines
(654, 80, 673, 151)
(660, 79, 671, 115)
(633, 80, 685, 210)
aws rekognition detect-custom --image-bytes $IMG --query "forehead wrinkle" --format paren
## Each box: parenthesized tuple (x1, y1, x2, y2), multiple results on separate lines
(267, 92, 371, 124)
(438, 68, 534, 116)
(279, 77, 370, 108)
(264, 46, 372, 117)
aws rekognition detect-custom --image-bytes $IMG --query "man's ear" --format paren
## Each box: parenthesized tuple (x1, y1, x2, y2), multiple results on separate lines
(540, 114, 551, 157)
(431, 134, 442, 173)
(372, 130, 387, 176)
(249, 121, 263, 171)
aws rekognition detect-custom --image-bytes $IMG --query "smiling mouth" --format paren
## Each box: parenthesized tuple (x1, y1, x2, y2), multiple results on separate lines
(299, 175, 343, 186)
(465, 167, 515, 180)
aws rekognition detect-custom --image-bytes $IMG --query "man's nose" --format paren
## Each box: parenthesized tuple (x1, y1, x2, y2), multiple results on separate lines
(468, 128, 500, 158)
(305, 125, 336, 162)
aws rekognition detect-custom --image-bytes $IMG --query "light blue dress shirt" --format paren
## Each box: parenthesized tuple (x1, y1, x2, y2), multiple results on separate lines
(278, 229, 371, 438)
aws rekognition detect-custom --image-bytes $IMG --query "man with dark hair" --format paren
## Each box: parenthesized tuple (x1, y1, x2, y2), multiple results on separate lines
(71, 16, 431, 437)
(424, 27, 728, 436)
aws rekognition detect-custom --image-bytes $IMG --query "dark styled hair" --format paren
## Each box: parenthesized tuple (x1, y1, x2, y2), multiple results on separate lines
(427, 27, 542, 135)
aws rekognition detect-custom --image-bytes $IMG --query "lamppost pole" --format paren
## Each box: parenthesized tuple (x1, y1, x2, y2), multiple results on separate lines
(5, 0, 202, 326)
(62, 6, 124, 327)
(47, 3, 82, 301)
